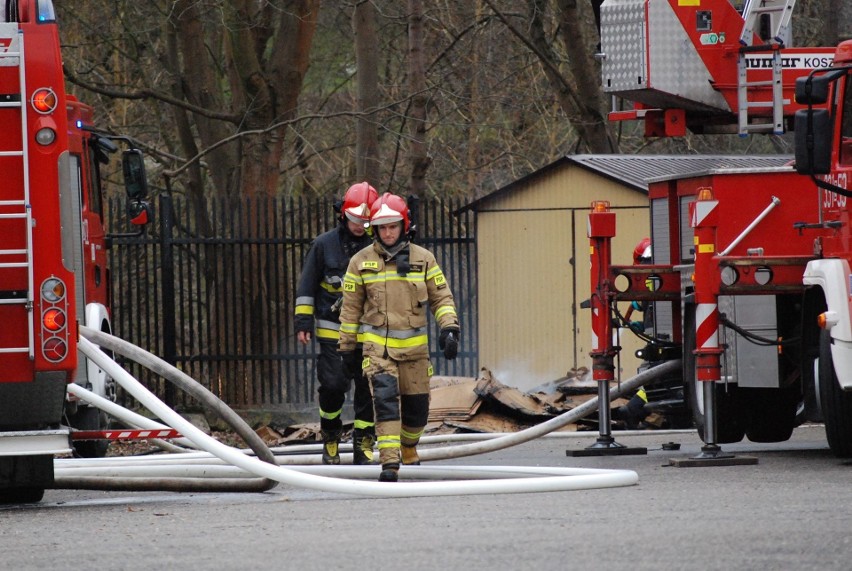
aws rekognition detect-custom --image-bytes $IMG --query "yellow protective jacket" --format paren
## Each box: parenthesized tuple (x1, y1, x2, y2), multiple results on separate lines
(339, 241, 458, 360)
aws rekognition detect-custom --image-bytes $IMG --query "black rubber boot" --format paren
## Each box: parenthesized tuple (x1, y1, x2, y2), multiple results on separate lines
(378, 463, 400, 482)
(352, 429, 376, 465)
(321, 429, 341, 465)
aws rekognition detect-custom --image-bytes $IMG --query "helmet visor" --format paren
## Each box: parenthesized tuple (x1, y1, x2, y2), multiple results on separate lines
(370, 203, 404, 227)
(344, 204, 370, 223)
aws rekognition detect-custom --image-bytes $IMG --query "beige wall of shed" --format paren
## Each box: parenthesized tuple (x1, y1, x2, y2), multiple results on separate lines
(476, 165, 651, 391)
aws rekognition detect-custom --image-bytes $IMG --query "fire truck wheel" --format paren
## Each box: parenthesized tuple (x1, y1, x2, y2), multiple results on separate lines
(741, 386, 798, 443)
(70, 406, 110, 458)
(682, 304, 746, 444)
(818, 330, 852, 457)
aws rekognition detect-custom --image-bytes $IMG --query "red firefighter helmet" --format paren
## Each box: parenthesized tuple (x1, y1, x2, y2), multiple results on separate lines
(370, 192, 410, 231)
(342, 182, 378, 224)
(633, 237, 652, 264)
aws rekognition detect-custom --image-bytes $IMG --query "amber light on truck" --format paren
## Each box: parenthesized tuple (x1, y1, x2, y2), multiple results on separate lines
(40, 278, 65, 302)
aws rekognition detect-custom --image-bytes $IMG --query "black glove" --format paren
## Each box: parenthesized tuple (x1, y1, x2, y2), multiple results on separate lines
(439, 327, 459, 360)
(340, 350, 363, 380)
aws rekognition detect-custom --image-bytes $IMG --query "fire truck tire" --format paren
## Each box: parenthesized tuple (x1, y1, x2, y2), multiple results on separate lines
(0, 487, 45, 504)
(741, 386, 798, 443)
(818, 330, 852, 457)
(683, 304, 746, 444)
(70, 406, 110, 458)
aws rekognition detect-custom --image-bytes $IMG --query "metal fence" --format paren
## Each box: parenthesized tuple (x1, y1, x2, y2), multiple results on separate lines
(106, 194, 477, 410)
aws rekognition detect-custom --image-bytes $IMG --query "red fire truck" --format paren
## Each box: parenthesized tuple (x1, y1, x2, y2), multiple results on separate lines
(0, 0, 149, 502)
(588, 0, 852, 460)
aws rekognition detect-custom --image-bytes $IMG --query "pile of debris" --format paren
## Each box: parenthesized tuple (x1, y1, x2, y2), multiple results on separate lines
(425, 367, 606, 433)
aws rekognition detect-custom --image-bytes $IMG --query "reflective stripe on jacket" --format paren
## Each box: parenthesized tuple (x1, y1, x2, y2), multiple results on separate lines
(338, 241, 458, 360)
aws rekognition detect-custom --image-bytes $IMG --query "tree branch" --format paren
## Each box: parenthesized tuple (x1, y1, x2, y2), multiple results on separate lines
(63, 64, 242, 124)
(164, 106, 414, 180)
(481, 0, 584, 111)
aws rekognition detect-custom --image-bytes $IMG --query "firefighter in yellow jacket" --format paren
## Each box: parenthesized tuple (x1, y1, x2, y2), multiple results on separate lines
(338, 193, 459, 482)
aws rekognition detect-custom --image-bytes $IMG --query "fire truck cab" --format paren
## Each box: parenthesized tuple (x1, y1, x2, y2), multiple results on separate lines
(793, 39, 852, 456)
(0, 0, 149, 502)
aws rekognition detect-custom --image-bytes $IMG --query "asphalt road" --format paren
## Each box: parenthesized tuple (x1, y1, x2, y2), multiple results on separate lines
(3, 424, 851, 571)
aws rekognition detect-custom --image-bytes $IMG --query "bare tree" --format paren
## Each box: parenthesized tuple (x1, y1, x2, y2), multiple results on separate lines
(353, 1, 381, 184)
(408, 0, 430, 195)
(62, 0, 320, 201)
(483, 0, 616, 153)
(554, 0, 617, 153)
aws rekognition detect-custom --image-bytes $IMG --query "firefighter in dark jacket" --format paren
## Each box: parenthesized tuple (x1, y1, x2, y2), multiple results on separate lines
(617, 237, 654, 428)
(338, 193, 459, 482)
(295, 182, 379, 465)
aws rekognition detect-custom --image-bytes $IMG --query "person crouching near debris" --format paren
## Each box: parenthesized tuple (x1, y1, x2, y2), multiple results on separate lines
(295, 182, 379, 465)
(338, 193, 459, 482)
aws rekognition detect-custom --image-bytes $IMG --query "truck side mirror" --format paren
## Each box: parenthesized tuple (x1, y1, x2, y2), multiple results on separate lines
(796, 76, 829, 105)
(122, 149, 148, 200)
(794, 109, 833, 175)
(795, 70, 845, 105)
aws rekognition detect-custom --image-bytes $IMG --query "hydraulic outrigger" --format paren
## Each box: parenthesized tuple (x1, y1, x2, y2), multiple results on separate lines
(568, 201, 646, 455)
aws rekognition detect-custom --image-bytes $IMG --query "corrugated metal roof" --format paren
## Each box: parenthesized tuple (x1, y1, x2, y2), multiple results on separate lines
(459, 154, 795, 212)
(571, 154, 794, 188)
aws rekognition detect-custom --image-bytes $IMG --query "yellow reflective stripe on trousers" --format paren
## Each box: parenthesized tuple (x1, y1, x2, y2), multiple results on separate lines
(354, 419, 375, 430)
(377, 435, 400, 449)
(401, 427, 424, 440)
(320, 407, 342, 420)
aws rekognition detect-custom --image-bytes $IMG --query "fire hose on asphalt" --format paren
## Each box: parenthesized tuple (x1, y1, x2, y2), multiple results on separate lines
(54, 327, 681, 498)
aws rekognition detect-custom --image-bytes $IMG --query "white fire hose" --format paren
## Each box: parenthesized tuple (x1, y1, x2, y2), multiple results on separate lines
(54, 328, 681, 498)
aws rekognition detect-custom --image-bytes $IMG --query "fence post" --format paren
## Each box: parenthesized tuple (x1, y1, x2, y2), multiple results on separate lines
(159, 192, 177, 406)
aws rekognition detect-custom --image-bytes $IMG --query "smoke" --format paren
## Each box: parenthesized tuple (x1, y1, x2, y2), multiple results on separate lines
(490, 359, 568, 393)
